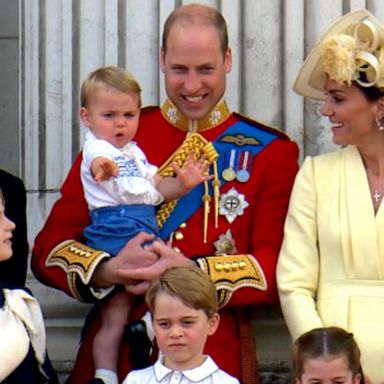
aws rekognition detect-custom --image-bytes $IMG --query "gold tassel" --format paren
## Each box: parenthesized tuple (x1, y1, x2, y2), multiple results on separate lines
(212, 163, 221, 228)
(202, 181, 211, 243)
(202, 142, 220, 228)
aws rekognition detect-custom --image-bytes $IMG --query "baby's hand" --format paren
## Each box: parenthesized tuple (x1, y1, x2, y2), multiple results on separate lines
(91, 156, 119, 182)
(172, 152, 213, 191)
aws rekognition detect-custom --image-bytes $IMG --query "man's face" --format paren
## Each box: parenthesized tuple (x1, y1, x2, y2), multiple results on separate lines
(161, 24, 232, 120)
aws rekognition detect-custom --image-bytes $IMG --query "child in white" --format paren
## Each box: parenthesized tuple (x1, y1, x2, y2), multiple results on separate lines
(82, 129, 164, 253)
(79, 66, 211, 384)
(122, 267, 239, 384)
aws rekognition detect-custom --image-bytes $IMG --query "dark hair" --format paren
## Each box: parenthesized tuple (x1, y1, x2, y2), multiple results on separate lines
(358, 84, 384, 101)
(145, 266, 218, 319)
(162, 4, 229, 58)
(292, 327, 364, 383)
(356, 72, 384, 101)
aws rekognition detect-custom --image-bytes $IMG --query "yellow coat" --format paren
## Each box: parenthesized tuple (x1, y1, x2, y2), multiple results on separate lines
(277, 145, 384, 384)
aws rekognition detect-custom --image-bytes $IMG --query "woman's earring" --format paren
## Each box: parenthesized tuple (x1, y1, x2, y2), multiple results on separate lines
(376, 118, 384, 131)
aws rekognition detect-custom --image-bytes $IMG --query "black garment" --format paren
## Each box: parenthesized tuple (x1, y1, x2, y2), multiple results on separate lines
(0, 283, 59, 384)
(0, 169, 29, 285)
(124, 320, 152, 369)
(3, 345, 58, 384)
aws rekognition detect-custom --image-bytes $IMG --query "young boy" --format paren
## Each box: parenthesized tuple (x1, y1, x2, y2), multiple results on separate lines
(79, 66, 212, 384)
(122, 267, 239, 384)
(0, 192, 58, 383)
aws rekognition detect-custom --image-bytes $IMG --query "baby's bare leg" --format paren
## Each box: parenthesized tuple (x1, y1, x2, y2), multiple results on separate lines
(93, 290, 132, 371)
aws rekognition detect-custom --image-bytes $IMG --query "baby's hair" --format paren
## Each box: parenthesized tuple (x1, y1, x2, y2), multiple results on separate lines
(145, 266, 218, 319)
(80, 65, 142, 109)
(292, 327, 364, 383)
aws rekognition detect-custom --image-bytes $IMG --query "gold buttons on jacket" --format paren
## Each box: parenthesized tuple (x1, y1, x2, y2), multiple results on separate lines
(170, 223, 186, 243)
(214, 260, 247, 273)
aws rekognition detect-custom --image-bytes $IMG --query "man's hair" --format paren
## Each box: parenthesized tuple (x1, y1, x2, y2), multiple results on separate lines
(292, 327, 364, 382)
(80, 66, 142, 108)
(145, 266, 219, 319)
(162, 4, 229, 58)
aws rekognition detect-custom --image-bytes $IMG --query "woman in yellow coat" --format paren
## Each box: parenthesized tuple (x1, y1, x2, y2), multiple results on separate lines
(277, 9, 384, 384)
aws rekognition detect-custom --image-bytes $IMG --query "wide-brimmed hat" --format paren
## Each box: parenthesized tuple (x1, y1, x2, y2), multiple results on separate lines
(293, 9, 384, 100)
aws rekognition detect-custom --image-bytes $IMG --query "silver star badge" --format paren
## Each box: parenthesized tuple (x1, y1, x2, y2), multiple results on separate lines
(219, 187, 249, 223)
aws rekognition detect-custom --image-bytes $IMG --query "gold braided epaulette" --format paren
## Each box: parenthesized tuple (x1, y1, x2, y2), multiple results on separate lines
(156, 133, 219, 238)
(46, 240, 110, 285)
(196, 254, 267, 307)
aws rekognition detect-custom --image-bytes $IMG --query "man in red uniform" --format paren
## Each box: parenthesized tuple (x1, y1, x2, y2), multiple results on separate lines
(32, 4, 299, 384)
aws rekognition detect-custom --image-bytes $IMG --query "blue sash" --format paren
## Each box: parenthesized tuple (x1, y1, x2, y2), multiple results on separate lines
(159, 121, 278, 239)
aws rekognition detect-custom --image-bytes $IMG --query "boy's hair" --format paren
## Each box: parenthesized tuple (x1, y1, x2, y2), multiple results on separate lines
(145, 266, 218, 318)
(80, 66, 142, 108)
(292, 327, 364, 382)
(162, 4, 229, 58)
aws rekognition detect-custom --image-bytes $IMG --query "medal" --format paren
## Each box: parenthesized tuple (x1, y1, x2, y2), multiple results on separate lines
(236, 151, 252, 183)
(222, 167, 236, 181)
(236, 169, 249, 183)
(222, 149, 236, 181)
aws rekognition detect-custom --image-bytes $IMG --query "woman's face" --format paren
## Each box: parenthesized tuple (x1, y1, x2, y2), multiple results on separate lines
(0, 199, 15, 261)
(320, 77, 381, 147)
(296, 355, 361, 384)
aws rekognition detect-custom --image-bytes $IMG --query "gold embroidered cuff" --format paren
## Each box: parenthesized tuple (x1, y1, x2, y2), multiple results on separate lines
(46, 240, 110, 286)
(196, 254, 267, 307)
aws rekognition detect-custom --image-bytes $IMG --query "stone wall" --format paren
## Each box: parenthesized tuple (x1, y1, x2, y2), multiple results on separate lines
(0, 0, 20, 175)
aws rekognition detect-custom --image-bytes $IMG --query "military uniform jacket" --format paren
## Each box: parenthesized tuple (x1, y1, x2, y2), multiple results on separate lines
(32, 99, 298, 383)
